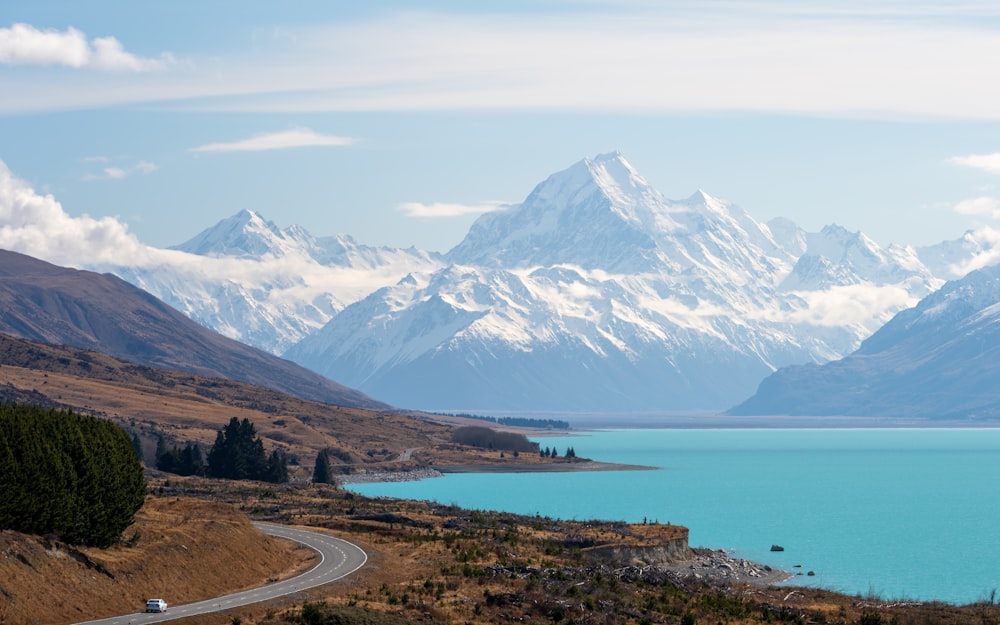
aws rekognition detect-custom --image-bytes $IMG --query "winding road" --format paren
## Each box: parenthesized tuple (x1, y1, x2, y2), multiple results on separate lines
(72, 523, 367, 625)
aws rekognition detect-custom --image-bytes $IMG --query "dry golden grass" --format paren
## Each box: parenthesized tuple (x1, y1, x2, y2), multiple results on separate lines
(0, 341, 599, 483)
(4, 476, 1000, 625)
(0, 497, 307, 625)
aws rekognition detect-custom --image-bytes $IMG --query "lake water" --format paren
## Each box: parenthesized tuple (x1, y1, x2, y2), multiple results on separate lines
(348, 428, 1000, 605)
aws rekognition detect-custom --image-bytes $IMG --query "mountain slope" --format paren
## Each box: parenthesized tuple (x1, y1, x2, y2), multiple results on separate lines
(730, 263, 1000, 419)
(104, 210, 444, 354)
(0, 249, 387, 410)
(286, 153, 940, 411)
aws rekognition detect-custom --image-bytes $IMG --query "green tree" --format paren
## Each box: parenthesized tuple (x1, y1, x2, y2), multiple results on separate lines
(177, 443, 205, 476)
(264, 449, 289, 483)
(0, 405, 145, 547)
(131, 432, 144, 463)
(312, 449, 332, 484)
(155, 436, 177, 473)
(206, 417, 286, 483)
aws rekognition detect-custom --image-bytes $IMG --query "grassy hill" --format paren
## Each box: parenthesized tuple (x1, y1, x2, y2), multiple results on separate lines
(0, 332, 581, 480)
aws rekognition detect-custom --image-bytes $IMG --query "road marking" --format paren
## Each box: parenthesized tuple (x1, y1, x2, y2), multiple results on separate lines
(71, 524, 367, 625)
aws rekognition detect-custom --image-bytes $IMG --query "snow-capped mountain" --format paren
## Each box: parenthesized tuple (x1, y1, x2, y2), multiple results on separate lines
(173, 209, 439, 270)
(104, 210, 444, 354)
(284, 152, 945, 411)
(780, 224, 933, 291)
(730, 263, 1000, 419)
(916, 226, 1000, 279)
(449, 152, 792, 279)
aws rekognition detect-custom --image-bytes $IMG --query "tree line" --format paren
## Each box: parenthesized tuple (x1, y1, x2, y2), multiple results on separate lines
(443, 412, 570, 430)
(156, 417, 289, 483)
(0, 404, 146, 547)
(451, 426, 539, 452)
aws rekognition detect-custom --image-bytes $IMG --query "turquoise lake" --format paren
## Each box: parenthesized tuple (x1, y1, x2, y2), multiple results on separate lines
(348, 428, 1000, 605)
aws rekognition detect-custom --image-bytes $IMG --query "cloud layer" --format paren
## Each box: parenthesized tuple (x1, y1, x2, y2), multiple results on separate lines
(7, 5, 1000, 118)
(189, 129, 356, 153)
(0, 23, 173, 71)
(397, 201, 509, 218)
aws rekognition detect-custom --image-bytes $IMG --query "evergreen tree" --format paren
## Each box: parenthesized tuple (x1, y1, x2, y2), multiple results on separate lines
(176, 443, 205, 476)
(207, 417, 285, 483)
(312, 449, 332, 484)
(0, 405, 145, 547)
(132, 432, 144, 463)
(155, 436, 177, 473)
(264, 449, 289, 484)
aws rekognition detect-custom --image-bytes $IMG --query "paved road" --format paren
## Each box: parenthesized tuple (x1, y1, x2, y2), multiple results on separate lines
(396, 447, 421, 461)
(72, 523, 367, 625)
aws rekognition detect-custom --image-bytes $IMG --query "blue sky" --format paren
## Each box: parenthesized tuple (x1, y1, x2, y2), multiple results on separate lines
(4, 1, 1000, 253)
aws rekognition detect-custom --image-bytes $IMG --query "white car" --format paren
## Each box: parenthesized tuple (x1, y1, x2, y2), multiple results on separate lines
(145, 599, 168, 613)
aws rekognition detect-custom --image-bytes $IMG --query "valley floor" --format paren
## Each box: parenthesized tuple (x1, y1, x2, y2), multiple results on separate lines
(7, 475, 998, 625)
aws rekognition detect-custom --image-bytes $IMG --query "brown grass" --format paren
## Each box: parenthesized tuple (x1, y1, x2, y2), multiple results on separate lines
(0, 497, 308, 625)
(0, 341, 598, 482)
(4, 477, 1000, 625)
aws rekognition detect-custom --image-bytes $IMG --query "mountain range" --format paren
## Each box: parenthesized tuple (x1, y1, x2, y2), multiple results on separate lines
(8, 151, 1000, 414)
(106, 210, 443, 355)
(282, 152, 962, 410)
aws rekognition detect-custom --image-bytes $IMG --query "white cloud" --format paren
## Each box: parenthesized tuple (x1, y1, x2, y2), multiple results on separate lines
(397, 201, 509, 218)
(0, 159, 149, 267)
(82, 159, 159, 181)
(0, 23, 173, 71)
(954, 196, 1000, 218)
(135, 160, 158, 174)
(949, 153, 1000, 174)
(786, 284, 916, 328)
(189, 129, 356, 153)
(6, 6, 1000, 118)
(0, 159, 436, 348)
(939, 225, 1000, 276)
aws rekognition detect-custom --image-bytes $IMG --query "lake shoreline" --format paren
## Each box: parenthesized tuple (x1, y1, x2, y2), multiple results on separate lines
(337, 459, 656, 484)
(346, 428, 1000, 604)
(527, 413, 1000, 430)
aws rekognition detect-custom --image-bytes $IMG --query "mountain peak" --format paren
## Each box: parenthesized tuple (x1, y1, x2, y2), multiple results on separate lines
(446, 152, 668, 270)
(579, 151, 652, 204)
(172, 210, 293, 258)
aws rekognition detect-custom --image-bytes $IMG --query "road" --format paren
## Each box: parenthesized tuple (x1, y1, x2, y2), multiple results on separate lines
(396, 447, 421, 461)
(72, 523, 367, 625)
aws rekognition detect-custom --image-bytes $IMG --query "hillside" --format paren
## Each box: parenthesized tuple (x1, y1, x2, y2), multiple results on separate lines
(0, 332, 599, 478)
(0, 497, 304, 625)
(730, 264, 1000, 419)
(0, 249, 386, 410)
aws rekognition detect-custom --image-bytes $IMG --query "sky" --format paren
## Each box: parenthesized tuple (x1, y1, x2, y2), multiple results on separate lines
(5, 1, 1000, 255)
